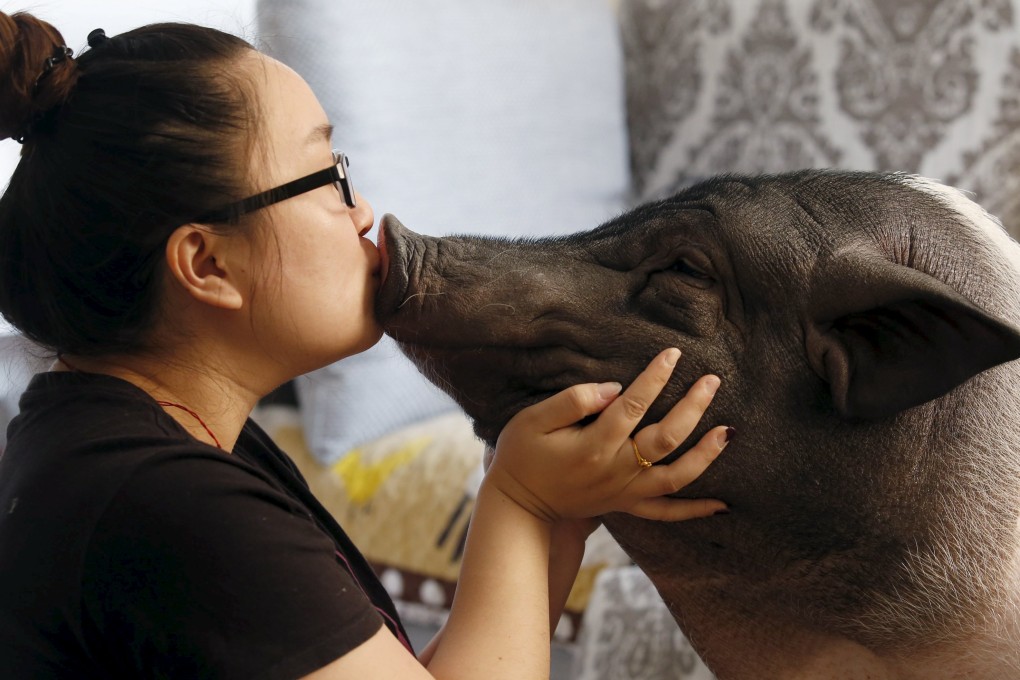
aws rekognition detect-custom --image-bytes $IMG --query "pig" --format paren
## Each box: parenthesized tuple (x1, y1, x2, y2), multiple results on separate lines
(374, 170, 1020, 679)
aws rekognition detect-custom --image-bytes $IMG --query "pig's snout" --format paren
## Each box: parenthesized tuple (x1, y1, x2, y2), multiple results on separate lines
(374, 214, 419, 323)
(375, 216, 609, 349)
(372, 216, 640, 444)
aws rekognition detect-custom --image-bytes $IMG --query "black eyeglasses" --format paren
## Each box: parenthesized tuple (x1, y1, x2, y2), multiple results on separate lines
(196, 150, 356, 223)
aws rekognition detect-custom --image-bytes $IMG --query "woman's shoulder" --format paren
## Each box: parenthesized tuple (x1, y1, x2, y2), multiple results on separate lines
(0, 371, 303, 546)
(3, 370, 252, 493)
(69, 417, 385, 680)
(8, 370, 200, 455)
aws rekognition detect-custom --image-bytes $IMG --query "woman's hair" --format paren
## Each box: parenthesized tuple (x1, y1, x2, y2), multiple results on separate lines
(0, 12, 259, 356)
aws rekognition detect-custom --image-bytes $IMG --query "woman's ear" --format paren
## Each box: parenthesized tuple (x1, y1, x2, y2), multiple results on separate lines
(164, 225, 246, 310)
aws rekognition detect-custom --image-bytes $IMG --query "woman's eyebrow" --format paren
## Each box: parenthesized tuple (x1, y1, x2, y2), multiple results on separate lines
(307, 123, 334, 145)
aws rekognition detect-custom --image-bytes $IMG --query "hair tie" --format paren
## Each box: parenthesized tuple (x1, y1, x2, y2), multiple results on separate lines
(14, 44, 75, 144)
(44, 45, 73, 72)
(36, 44, 72, 90)
(87, 28, 109, 48)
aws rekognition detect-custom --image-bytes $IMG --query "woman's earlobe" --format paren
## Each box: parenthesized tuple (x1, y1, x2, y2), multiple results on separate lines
(164, 225, 245, 310)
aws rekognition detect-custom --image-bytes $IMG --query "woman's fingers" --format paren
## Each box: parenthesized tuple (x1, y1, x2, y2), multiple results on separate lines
(517, 381, 623, 434)
(489, 346, 732, 523)
(593, 348, 682, 444)
(628, 425, 733, 500)
(620, 426, 734, 521)
(625, 496, 728, 522)
(634, 374, 722, 464)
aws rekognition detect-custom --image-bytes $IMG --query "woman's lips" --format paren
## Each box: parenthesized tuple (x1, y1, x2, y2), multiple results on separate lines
(373, 214, 419, 323)
(377, 219, 390, 285)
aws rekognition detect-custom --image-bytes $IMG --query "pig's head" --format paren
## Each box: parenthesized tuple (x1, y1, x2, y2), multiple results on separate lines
(375, 170, 1020, 659)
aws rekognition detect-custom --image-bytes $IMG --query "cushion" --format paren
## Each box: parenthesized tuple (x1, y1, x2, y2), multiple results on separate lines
(620, 0, 1020, 239)
(258, 0, 631, 462)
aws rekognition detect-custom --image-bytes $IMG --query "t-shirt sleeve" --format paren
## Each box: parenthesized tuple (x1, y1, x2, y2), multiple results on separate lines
(80, 450, 384, 680)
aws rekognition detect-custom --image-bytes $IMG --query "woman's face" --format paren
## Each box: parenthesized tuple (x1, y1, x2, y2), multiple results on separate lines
(241, 54, 382, 374)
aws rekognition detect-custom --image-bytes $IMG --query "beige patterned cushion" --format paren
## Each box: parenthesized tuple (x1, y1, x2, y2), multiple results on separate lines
(621, 0, 1020, 238)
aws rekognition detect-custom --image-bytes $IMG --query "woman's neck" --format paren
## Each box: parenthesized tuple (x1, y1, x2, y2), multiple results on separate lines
(55, 349, 264, 452)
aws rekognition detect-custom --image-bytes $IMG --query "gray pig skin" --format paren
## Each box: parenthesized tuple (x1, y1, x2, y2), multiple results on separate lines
(375, 169, 1020, 678)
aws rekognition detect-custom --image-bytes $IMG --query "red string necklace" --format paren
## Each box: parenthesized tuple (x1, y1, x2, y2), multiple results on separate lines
(154, 400, 222, 450)
(58, 355, 223, 450)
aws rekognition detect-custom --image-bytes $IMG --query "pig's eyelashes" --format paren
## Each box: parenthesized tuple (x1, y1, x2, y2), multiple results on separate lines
(669, 259, 715, 288)
(671, 260, 710, 278)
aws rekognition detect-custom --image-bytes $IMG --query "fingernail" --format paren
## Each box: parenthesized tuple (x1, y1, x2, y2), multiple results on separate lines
(597, 382, 623, 400)
(704, 375, 721, 396)
(716, 426, 736, 447)
(713, 506, 730, 516)
(664, 348, 681, 367)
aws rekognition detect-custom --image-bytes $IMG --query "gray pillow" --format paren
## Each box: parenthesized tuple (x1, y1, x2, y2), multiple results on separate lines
(258, 0, 630, 462)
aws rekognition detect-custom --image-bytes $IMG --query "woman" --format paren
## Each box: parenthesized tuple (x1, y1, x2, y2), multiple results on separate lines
(0, 14, 732, 679)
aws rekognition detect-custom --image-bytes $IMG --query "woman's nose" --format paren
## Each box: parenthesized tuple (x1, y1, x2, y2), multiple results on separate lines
(352, 191, 375, 237)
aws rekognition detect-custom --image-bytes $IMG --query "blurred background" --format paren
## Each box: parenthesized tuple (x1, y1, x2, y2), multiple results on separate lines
(0, 0, 257, 186)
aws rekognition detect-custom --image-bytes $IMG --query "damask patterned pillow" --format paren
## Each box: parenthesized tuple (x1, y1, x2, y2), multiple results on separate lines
(621, 0, 1020, 239)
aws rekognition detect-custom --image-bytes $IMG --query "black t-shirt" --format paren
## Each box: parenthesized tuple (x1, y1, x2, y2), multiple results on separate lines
(0, 371, 412, 678)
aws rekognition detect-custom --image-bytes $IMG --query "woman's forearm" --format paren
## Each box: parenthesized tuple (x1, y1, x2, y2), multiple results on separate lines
(424, 478, 554, 679)
(418, 519, 589, 670)
(546, 521, 590, 636)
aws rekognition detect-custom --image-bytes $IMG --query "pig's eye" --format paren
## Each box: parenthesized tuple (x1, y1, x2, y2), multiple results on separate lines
(670, 258, 712, 282)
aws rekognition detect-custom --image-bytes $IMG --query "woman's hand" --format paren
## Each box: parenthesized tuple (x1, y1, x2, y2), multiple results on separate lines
(484, 347, 730, 523)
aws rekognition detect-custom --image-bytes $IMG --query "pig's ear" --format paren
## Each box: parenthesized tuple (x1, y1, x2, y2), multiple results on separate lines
(805, 253, 1020, 420)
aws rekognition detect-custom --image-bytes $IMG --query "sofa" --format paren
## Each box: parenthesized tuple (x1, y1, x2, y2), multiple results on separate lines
(250, 1, 1020, 678)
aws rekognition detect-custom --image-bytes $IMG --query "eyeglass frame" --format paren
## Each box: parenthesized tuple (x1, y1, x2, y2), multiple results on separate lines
(195, 150, 356, 223)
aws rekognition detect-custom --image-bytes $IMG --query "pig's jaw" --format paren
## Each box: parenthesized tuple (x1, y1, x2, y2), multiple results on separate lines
(392, 338, 596, 445)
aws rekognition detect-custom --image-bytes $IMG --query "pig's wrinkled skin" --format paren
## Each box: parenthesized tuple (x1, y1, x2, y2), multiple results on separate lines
(375, 170, 1020, 679)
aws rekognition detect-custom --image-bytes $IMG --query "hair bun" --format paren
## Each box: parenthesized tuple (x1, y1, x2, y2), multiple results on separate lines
(87, 28, 110, 48)
(0, 11, 79, 142)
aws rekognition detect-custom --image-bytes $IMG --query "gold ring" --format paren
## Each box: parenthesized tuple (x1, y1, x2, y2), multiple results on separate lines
(632, 439, 653, 469)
